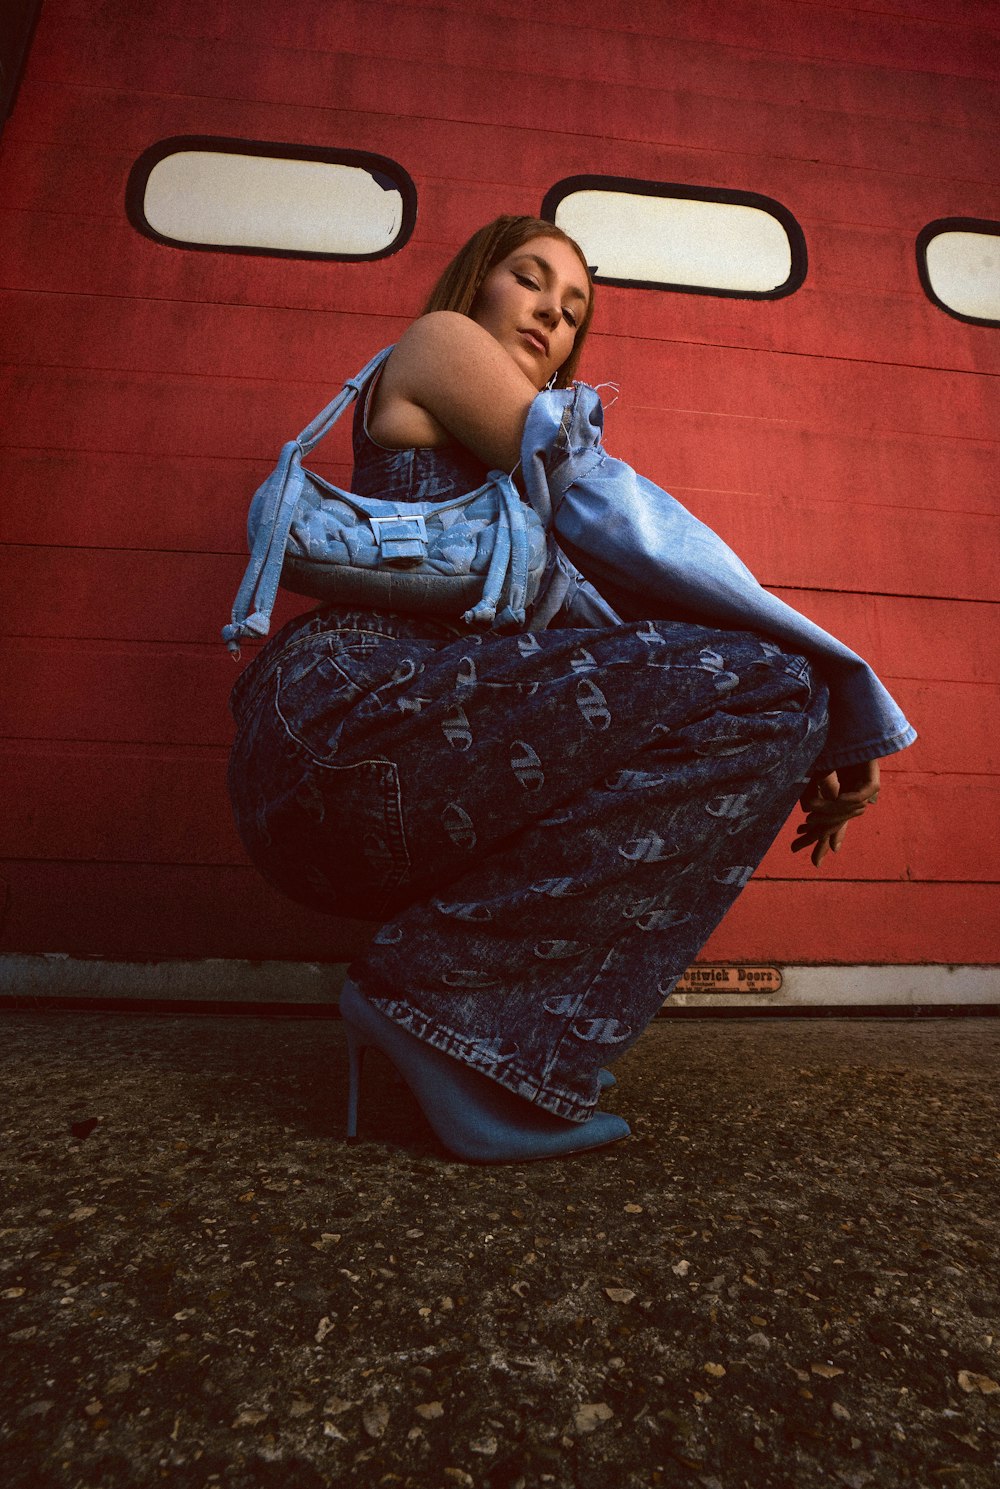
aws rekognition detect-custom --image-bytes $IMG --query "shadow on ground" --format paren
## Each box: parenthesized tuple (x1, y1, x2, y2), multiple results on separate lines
(1, 1011, 998, 1487)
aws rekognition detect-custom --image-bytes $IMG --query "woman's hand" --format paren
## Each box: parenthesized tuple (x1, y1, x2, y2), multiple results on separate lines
(792, 759, 881, 868)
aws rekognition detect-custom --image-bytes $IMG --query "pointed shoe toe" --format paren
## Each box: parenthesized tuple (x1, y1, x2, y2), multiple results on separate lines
(339, 978, 628, 1164)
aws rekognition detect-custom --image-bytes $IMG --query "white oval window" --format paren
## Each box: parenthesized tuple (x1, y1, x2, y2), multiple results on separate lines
(918, 219, 1000, 325)
(543, 177, 805, 299)
(126, 137, 415, 260)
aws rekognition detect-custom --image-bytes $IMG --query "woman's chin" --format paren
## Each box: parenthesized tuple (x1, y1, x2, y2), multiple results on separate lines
(504, 343, 547, 389)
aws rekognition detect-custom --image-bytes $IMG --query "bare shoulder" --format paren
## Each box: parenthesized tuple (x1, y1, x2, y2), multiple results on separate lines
(375, 313, 538, 471)
(366, 316, 477, 450)
(393, 309, 482, 357)
(385, 312, 514, 389)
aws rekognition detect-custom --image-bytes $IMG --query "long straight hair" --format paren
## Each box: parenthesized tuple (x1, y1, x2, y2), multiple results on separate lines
(422, 216, 595, 388)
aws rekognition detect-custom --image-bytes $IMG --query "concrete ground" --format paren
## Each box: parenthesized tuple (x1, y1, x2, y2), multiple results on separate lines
(0, 1010, 997, 1489)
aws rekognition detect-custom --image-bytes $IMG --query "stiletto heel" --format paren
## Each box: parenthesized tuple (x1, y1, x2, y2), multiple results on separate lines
(339, 978, 629, 1163)
(344, 1024, 368, 1139)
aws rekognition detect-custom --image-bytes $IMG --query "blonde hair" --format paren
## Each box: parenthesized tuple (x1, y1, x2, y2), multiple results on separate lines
(422, 216, 595, 388)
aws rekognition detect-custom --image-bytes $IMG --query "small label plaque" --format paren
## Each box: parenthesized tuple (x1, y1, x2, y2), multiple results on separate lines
(675, 964, 783, 994)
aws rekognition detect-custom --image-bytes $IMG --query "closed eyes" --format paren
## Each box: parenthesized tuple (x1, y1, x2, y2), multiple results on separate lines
(514, 271, 579, 327)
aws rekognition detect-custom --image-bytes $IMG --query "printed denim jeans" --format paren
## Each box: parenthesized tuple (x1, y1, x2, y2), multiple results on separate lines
(228, 608, 829, 1122)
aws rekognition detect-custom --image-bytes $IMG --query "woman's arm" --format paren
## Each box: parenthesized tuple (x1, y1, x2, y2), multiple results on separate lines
(371, 312, 541, 472)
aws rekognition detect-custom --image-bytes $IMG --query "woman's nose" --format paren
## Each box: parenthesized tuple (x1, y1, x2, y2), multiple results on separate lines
(535, 295, 560, 327)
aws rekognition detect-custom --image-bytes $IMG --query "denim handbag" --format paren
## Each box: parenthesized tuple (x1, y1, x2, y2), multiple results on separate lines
(222, 347, 548, 652)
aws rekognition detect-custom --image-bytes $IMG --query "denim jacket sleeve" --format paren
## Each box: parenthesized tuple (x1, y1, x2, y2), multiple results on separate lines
(520, 383, 917, 774)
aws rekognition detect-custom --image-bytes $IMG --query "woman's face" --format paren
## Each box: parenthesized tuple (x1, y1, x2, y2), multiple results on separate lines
(470, 235, 591, 390)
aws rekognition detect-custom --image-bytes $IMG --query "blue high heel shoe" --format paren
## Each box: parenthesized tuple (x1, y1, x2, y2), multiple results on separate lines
(340, 979, 629, 1163)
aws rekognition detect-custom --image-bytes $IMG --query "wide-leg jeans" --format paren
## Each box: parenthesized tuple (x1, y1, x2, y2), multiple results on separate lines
(228, 608, 829, 1121)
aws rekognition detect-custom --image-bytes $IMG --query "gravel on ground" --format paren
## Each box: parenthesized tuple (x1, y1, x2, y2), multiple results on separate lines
(1, 1011, 997, 1488)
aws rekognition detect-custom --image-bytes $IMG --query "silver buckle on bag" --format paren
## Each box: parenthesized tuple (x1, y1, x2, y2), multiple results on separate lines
(368, 513, 428, 567)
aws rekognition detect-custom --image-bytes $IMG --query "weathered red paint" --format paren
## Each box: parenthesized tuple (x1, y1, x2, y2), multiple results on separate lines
(1, 0, 997, 966)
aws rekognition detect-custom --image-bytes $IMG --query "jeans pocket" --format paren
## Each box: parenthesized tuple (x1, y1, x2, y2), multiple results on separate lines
(236, 751, 411, 918)
(273, 629, 433, 764)
(273, 642, 367, 764)
(305, 756, 411, 911)
(230, 636, 413, 914)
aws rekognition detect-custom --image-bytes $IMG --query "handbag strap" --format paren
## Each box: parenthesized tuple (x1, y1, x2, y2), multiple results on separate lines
(296, 345, 394, 453)
(462, 472, 531, 629)
(221, 347, 394, 654)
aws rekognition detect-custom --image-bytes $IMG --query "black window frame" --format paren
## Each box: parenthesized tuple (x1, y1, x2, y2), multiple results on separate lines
(541, 175, 807, 300)
(916, 217, 1000, 328)
(125, 136, 417, 262)
(1, 0, 42, 134)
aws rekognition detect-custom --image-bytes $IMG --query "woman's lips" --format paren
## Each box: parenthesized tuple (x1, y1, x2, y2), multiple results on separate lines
(518, 329, 548, 356)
